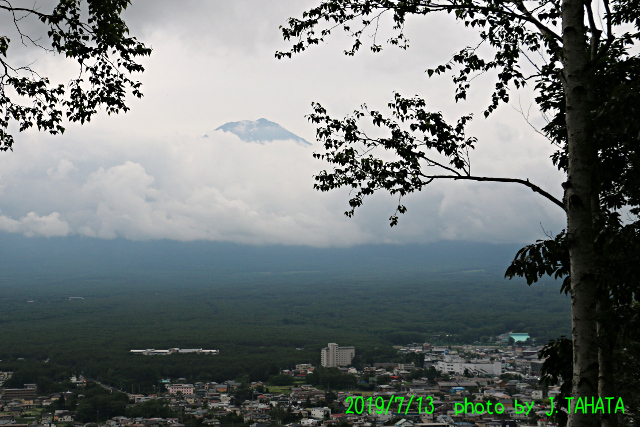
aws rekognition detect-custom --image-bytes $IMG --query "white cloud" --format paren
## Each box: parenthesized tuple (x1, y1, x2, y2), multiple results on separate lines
(0, 121, 565, 246)
(0, 211, 70, 238)
(47, 159, 77, 180)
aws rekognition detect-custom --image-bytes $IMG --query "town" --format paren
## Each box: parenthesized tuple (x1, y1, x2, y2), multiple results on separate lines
(0, 334, 584, 427)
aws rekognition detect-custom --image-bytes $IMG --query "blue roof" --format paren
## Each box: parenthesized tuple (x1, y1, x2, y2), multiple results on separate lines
(509, 333, 530, 342)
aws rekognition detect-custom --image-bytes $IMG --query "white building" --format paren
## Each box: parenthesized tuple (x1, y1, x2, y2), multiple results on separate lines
(320, 343, 355, 367)
(435, 360, 502, 376)
(310, 407, 331, 420)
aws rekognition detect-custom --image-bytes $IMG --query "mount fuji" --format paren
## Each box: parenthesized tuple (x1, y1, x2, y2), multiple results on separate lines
(213, 118, 311, 145)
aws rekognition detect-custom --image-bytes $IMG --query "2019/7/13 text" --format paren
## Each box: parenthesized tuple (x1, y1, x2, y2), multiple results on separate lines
(345, 395, 434, 415)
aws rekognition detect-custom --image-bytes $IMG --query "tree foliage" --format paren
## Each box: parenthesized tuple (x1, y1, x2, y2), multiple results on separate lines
(277, 1, 640, 426)
(268, 373, 295, 386)
(0, 0, 150, 151)
(306, 366, 357, 389)
(72, 383, 129, 423)
(126, 399, 176, 419)
(276, 0, 570, 218)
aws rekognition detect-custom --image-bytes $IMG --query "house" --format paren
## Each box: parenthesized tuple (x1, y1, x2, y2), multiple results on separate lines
(53, 411, 75, 423)
(311, 407, 331, 420)
(70, 376, 86, 386)
(226, 381, 242, 391)
(296, 364, 313, 370)
(0, 415, 15, 425)
(8, 408, 22, 417)
(437, 382, 478, 392)
(243, 413, 271, 424)
(531, 390, 545, 400)
(395, 419, 414, 427)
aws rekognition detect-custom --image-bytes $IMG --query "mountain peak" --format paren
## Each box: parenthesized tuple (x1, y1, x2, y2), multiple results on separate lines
(214, 118, 311, 145)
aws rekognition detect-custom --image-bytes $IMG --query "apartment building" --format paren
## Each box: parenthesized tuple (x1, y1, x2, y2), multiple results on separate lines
(320, 343, 355, 367)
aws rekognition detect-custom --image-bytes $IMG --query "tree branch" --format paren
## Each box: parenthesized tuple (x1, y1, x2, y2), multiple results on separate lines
(419, 173, 565, 210)
(585, 1, 602, 61)
(593, 0, 614, 64)
(511, 0, 563, 45)
(0, 4, 51, 20)
(428, 0, 563, 43)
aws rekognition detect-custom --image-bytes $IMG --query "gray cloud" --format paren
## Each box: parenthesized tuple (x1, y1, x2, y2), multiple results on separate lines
(0, 122, 564, 246)
(0, 2, 567, 246)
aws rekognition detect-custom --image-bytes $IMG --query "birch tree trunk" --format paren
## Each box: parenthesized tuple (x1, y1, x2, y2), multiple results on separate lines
(562, 0, 599, 426)
(598, 298, 618, 427)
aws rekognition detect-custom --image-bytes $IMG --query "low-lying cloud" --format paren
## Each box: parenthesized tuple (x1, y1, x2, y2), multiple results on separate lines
(0, 123, 565, 246)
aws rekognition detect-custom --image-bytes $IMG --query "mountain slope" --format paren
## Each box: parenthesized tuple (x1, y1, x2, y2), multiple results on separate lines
(214, 118, 311, 145)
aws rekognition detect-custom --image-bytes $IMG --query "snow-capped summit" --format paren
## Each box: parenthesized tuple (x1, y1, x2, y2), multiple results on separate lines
(213, 118, 311, 145)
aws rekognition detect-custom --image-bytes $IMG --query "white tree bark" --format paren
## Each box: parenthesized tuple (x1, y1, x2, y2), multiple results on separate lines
(562, 0, 599, 426)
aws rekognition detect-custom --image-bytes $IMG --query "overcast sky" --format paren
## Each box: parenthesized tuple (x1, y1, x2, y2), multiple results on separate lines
(0, 1, 566, 247)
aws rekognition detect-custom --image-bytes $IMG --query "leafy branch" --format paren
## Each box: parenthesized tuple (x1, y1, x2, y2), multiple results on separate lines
(309, 93, 564, 226)
(0, 0, 151, 151)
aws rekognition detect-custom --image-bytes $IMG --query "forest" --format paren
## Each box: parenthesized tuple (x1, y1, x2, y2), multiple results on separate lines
(0, 236, 570, 393)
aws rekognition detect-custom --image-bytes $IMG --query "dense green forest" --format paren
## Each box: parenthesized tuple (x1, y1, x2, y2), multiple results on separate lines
(0, 235, 570, 392)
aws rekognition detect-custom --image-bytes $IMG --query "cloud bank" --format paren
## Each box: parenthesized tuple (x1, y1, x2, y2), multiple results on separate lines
(0, 2, 567, 247)
(0, 122, 565, 246)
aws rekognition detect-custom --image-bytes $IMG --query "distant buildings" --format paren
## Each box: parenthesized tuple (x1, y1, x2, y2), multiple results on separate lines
(320, 343, 354, 367)
(435, 358, 502, 376)
(0, 371, 12, 387)
(130, 348, 219, 355)
(69, 375, 86, 386)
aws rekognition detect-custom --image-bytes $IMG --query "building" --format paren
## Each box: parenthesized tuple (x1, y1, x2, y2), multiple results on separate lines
(53, 411, 75, 423)
(130, 348, 218, 355)
(397, 363, 416, 371)
(0, 415, 15, 425)
(320, 343, 355, 367)
(508, 333, 530, 343)
(296, 363, 313, 370)
(1, 388, 37, 401)
(167, 384, 195, 395)
(435, 359, 502, 376)
(310, 407, 331, 420)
